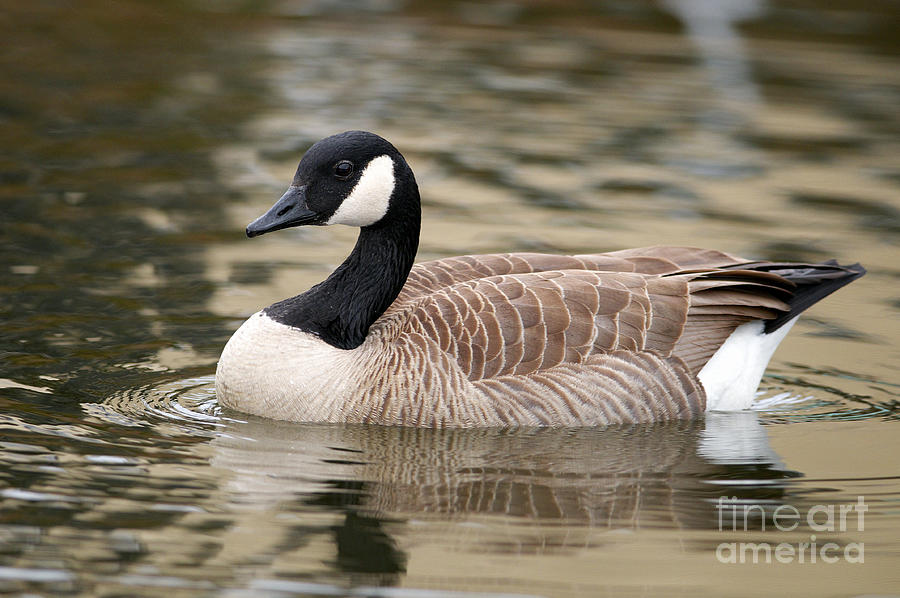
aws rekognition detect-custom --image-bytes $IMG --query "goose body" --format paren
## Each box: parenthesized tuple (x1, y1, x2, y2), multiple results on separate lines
(216, 131, 864, 427)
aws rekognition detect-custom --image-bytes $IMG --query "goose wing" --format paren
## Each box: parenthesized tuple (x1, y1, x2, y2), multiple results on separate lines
(400, 266, 794, 381)
(393, 246, 746, 309)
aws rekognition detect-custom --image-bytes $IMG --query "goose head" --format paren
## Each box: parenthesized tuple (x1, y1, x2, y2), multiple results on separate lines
(246, 130, 417, 237)
(241, 131, 422, 350)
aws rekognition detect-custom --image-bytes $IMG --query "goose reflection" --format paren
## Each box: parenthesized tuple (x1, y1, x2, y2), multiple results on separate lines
(200, 410, 818, 585)
(210, 411, 799, 528)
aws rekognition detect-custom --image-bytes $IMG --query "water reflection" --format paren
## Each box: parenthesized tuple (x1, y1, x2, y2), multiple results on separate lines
(663, 0, 765, 108)
(210, 412, 797, 553)
(0, 1, 270, 405)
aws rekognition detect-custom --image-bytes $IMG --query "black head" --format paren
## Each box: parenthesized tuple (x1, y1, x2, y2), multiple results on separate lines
(246, 131, 414, 237)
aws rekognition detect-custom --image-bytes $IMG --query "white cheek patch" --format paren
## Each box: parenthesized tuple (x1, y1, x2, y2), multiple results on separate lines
(326, 155, 395, 227)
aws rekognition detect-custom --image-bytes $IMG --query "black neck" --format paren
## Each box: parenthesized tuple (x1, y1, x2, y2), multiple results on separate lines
(264, 179, 421, 349)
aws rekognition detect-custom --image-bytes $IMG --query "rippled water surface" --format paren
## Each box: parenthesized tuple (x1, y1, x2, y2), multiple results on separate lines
(1, 1, 899, 596)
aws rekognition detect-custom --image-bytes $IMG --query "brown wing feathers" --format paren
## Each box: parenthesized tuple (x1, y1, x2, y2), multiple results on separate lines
(407, 270, 693, 381)
(399, 247, 809, 380)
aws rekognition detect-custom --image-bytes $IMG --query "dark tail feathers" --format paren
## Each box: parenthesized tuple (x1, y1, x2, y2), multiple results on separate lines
(731, 260, 866, 333)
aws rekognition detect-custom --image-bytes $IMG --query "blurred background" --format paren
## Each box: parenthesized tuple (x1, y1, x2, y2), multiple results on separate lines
(0, 1, 898, 596)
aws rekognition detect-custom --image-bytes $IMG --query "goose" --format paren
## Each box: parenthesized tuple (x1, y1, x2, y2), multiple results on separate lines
(215, 130, 865, 427)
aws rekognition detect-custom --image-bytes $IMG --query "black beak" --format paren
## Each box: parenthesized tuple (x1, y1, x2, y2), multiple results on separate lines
(246, 186, 319, 238)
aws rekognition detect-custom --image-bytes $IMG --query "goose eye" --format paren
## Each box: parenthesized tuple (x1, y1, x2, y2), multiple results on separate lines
(333, 160, 354, 179)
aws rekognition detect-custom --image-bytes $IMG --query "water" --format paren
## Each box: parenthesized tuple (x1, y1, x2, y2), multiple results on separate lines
(1, 1, 898, 596)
